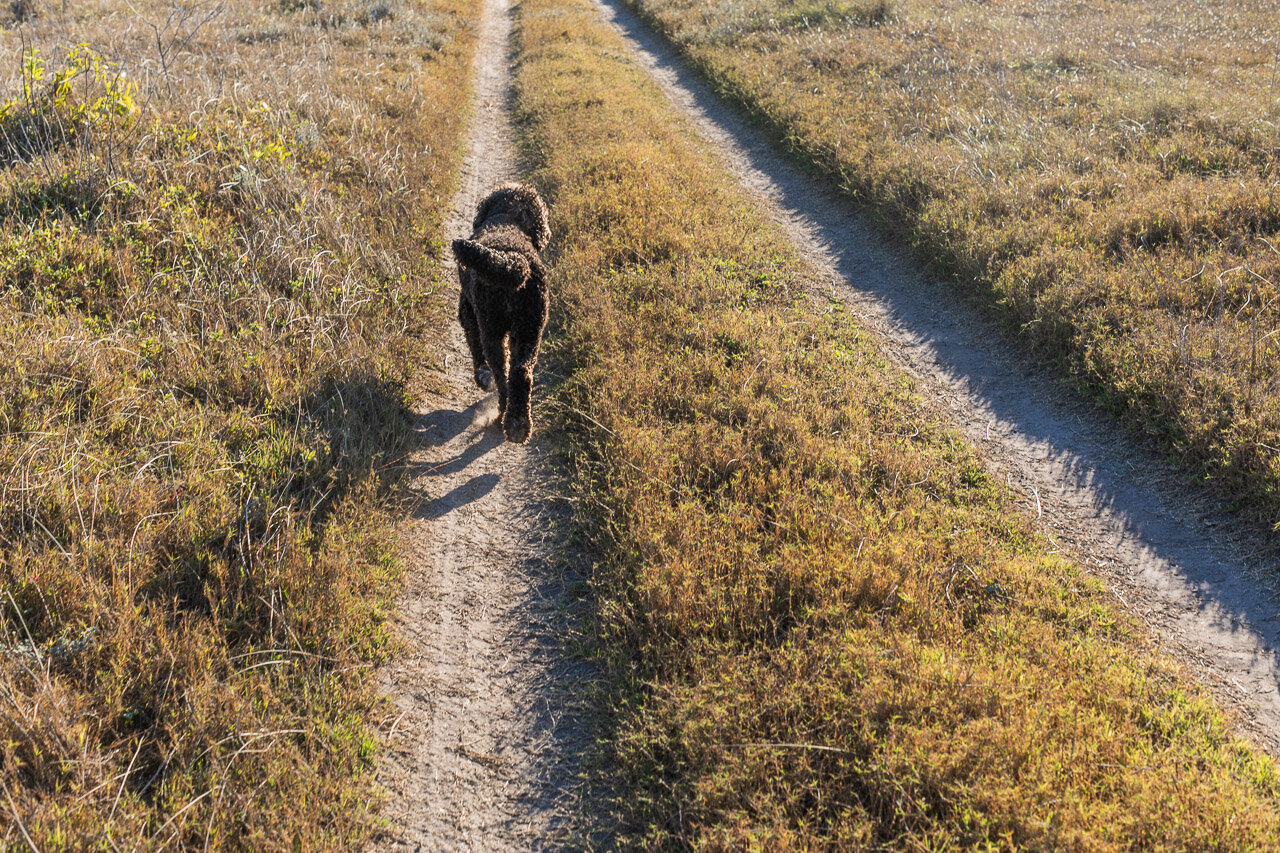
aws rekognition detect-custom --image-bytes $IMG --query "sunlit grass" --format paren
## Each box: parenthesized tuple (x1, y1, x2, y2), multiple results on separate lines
(512, 0, 1280, 846)
(621, 0, 1280, 525)
(0, 0, 475, 845)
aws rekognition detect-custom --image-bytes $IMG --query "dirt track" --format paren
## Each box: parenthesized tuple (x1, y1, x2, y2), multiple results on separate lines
(371, 0, 589, 847)
(590, 0, 1280, 752)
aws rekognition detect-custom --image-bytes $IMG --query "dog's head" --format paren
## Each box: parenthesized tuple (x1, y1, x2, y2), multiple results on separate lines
(472, 182, 551, 252)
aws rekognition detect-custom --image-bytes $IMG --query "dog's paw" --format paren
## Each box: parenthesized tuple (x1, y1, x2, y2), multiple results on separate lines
(474, 366, 494, 391)
(504, 414, 531, 444)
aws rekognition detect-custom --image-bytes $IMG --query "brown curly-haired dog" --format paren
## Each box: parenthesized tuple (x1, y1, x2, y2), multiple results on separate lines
(451, 182, 551, 444)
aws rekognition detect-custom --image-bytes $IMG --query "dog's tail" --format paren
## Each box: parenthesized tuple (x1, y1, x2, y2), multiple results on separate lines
(451, 239, 531, 289)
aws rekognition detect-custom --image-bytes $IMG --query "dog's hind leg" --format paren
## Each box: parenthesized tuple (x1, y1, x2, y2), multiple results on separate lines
(458, 289, 493, 391)
(480, 333, 510, 426)
(504, 349, 535, 443)
(502, 294, 548, 445)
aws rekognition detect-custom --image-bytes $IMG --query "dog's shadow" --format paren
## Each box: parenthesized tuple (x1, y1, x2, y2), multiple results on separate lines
(416, 471, 500, 520)
(416, 396, 499, 448)
(409, 396, 505, 519)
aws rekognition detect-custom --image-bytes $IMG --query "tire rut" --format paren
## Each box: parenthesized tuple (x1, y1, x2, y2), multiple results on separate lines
(372, 0, 591, 847)
(590, 0, 1280, 752)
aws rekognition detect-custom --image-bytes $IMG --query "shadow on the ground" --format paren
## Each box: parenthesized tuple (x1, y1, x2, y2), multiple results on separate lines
(404, 399, 507, 517)
(416, 472, 501, 519)
(416, 395, 500, 446)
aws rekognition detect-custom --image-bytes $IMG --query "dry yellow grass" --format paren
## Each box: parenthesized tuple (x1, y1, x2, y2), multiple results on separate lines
(512, 0, 1280, 846)
(0, 0, 475, 845)
(621, 0, 1280, 523)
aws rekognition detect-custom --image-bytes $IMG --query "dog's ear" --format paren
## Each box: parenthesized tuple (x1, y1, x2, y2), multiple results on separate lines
(472, 188, 504, 234)
(522, 188, 551, 253)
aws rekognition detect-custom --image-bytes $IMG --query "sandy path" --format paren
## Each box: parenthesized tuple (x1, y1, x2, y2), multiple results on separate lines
(371, 0, 589, 847)
(591, 0, 1280, 751)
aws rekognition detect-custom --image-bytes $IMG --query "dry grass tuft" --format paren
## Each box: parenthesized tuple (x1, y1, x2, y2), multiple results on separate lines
(512, 0, 1280, 846)
(0, 0, 476, 845)
(621, 0, 1280, 527)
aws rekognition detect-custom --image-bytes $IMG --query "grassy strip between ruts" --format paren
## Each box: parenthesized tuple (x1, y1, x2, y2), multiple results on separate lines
(0, 0, 474, 846)
(616, 0, 1280, 530)
(511, 0, 1280, 847)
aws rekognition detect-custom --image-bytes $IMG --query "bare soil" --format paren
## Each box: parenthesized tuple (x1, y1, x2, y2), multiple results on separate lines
(591, 0, 1280, 753)
(371, 0, 593, 847)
